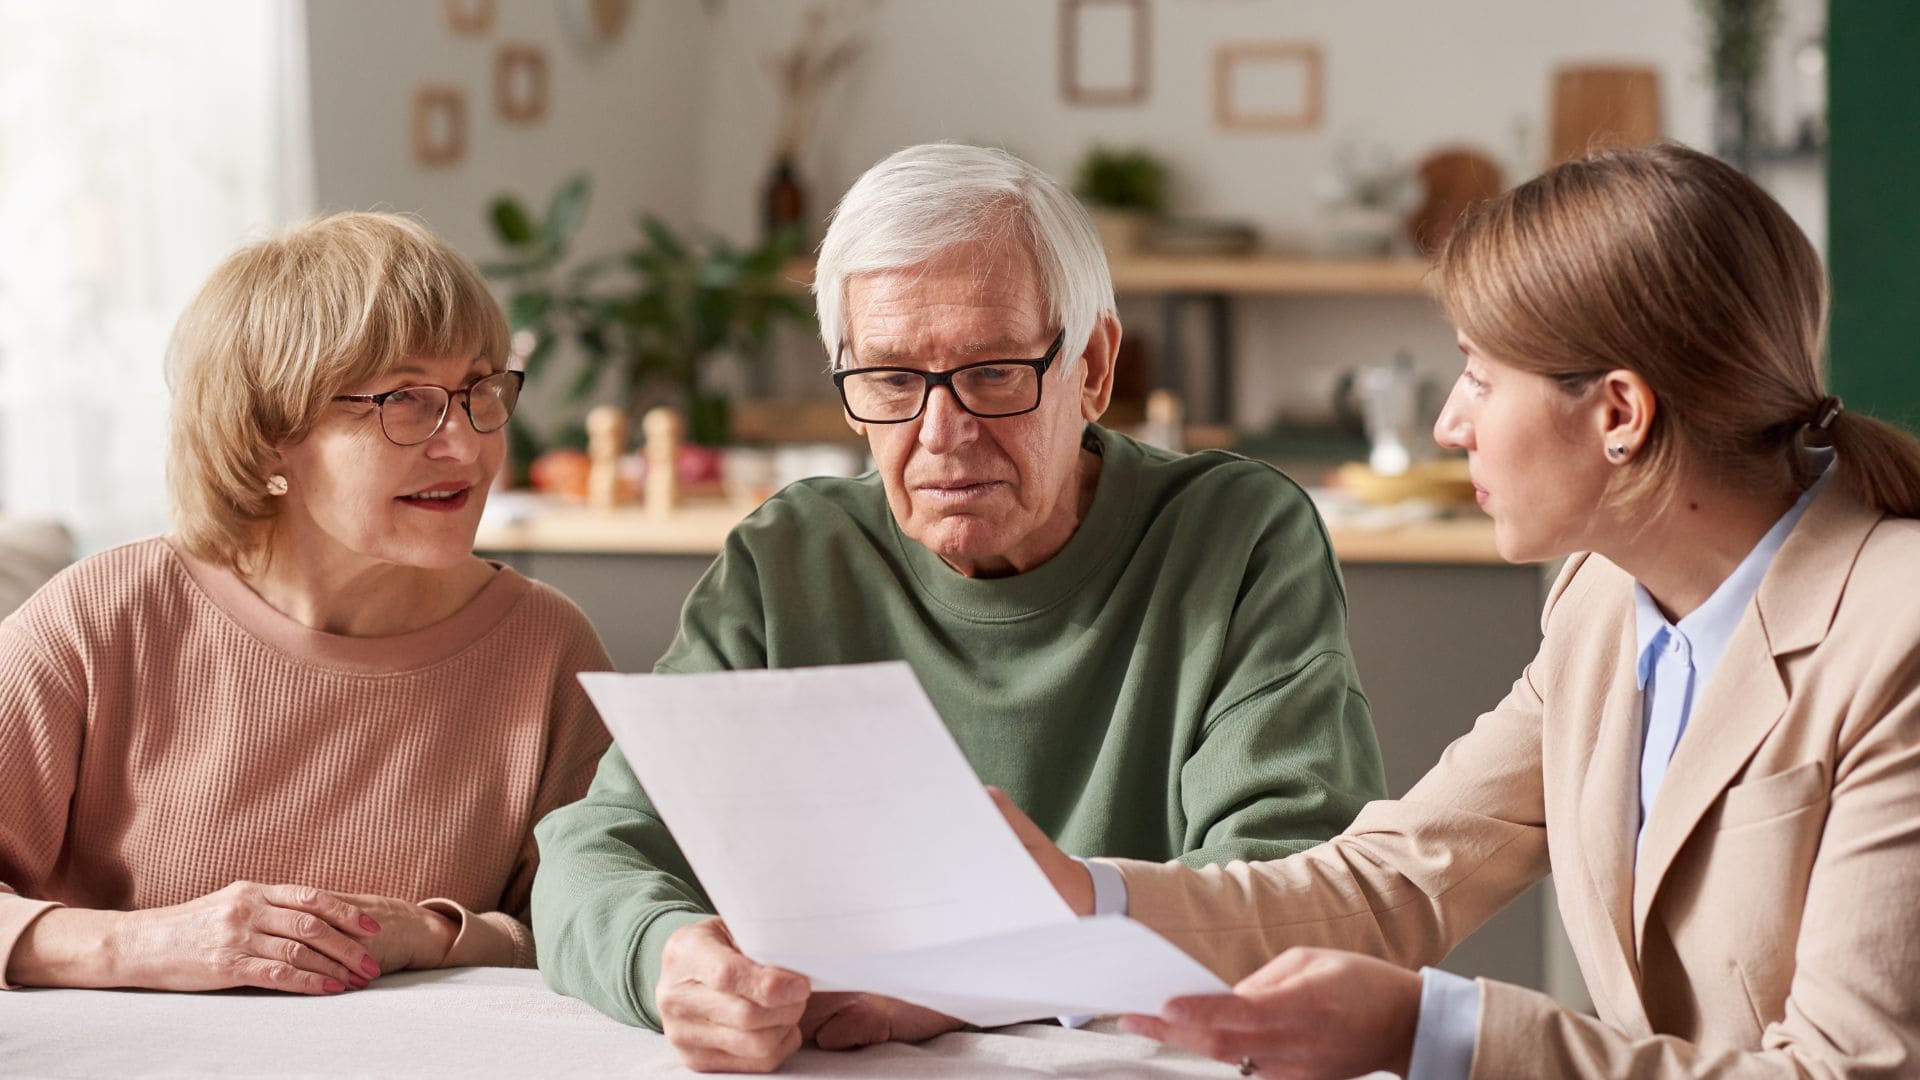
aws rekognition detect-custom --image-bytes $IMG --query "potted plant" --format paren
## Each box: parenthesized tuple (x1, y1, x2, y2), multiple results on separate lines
(483, 177, 815, 471)
(1073, 144, 1167, 255)
(1695, 0, 1781, 171)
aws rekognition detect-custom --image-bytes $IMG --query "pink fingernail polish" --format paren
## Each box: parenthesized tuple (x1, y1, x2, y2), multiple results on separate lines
(360, 915, 381, 933)
(347, 974, 368, 990)
(360, 956, 381, 978)
(324, 979, 346, 994)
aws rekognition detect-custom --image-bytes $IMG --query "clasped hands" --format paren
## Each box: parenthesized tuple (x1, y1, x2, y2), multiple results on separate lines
(12, 880, 459, 995)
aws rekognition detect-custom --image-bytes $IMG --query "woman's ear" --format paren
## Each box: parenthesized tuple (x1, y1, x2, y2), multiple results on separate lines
(1596, 368, 1656, 463)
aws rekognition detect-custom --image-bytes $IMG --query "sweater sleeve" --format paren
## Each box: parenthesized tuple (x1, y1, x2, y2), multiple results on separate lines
(0, 620, 86, 988)
(426, 608, 616, 970)
(1175, 477, 1387, 866)
(531, 531, 766, 1029)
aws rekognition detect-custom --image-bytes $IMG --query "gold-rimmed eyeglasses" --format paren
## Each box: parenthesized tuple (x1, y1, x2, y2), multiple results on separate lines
(332, 369, 525, 447)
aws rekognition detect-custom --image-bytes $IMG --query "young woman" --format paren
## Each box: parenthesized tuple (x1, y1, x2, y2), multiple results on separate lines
(1002, 142, 1920, 1078)
(1, 213, 612, 995)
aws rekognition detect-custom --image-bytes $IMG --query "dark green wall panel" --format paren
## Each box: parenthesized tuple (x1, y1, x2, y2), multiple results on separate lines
(1828, 1, 1920, 431)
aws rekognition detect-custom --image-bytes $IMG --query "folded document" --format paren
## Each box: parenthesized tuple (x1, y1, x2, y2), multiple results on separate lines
(578, 662, 1228, 1026)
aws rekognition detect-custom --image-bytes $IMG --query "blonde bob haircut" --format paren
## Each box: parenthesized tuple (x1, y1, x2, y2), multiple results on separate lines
(1437, 141, 1920, 519)
(166, 211, 510, 570)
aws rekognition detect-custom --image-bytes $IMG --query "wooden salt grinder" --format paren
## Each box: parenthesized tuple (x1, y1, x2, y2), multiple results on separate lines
(586, 405, 630, 512)
(642, 406, 684, 516)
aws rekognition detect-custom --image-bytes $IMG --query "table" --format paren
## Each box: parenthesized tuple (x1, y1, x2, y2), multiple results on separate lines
(2, 968, 1387, 1078)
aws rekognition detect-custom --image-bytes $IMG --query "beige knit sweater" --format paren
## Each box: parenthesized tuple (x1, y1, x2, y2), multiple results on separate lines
(0, 538, 613, 986)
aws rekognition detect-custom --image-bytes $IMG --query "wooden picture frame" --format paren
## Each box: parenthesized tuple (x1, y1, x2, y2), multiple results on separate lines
(1059, 0, 1149, 106)
(494, 44, 550, 123)
(1213, 43, 1324, 132)
(411, 87, 467, 166)
(443, 0, 495, 35)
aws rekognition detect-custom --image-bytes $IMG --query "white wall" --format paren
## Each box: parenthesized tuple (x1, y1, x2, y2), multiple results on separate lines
(306, 0, 711, 256)
(304, 0, 1824, 434)
(691, 0, 1728, 427)
(304, 0, 716, 427)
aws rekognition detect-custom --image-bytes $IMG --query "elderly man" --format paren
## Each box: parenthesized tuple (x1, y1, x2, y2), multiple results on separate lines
(532, 144, 1385, 1072)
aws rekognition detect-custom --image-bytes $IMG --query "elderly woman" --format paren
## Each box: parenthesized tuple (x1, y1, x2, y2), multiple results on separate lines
(1003, 143, 1920, 1079)
(0, 213, 612, 995)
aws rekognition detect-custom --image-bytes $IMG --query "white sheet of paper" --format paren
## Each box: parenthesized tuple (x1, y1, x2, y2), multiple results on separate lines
(579, 662, 1230, 1024)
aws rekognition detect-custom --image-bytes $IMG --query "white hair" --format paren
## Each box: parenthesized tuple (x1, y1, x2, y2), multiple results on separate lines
(814, 143, 1115, 371)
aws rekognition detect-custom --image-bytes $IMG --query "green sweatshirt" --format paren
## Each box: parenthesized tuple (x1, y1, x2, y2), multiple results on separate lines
(532, 424, 1385, 1029)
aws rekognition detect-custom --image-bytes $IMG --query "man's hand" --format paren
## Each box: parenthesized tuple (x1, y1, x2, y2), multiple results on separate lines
(1120, 947, 1422, 1079)
(987, 786, 1093, 916)
(657, 917, 810, 1074)
(801, 992, 966, 1051)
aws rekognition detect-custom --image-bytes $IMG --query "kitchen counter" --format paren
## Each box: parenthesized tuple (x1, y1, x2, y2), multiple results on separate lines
(475, 495, 1507, 565)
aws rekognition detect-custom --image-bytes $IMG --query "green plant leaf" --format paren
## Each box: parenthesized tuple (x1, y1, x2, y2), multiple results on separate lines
(544, 175, 591, 251)
(639, 214, 689, 262)
(551, 420, 590, 452)
(507, 290, 552, 329)
(523, 332, 558, 378)
(489, 196, 537, 247)
(505, 420, 545, 488)
(569, 354, 605, 402)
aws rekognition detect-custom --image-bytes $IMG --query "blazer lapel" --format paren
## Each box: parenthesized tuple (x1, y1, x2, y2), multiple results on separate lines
(1630, 482, 1881, 948)
(1631, 613, 1787, 945)
(1577, 609, 1648, 1014)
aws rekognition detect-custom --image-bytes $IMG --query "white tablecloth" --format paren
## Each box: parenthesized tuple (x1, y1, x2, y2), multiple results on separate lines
(0, 967, 1275, 1078)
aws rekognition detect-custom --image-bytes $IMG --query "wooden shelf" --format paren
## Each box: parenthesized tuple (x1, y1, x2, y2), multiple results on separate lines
(1109, 253, 1432, 295)
(783, 253, 1434, 298)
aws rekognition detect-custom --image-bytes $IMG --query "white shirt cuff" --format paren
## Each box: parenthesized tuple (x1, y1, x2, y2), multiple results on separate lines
(1081, 857, 1129, 917)
(1406, 967, 1479, 1080)
(1056, 858, 1131, 1028)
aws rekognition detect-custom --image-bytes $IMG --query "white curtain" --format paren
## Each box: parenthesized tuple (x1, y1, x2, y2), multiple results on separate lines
(0, 1, 312, 552)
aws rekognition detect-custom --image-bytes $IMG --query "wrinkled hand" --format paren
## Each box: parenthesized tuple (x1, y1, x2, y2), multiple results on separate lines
(111, 880, 384, 995)
(1121, 947, 1421, 1079)
(988, 786, 1093, 916)
(801, 992, 966, 1051)
(332, 893, 458, 974)
(658, 917, 810, 1074)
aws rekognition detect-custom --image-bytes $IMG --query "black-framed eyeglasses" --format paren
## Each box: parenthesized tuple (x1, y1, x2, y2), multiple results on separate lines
(831, 330, 1065, 424)
(332, 369, 525, 447)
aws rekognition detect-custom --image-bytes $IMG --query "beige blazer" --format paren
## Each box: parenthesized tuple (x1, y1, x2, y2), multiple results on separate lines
(1104, 481, 1920, 1079)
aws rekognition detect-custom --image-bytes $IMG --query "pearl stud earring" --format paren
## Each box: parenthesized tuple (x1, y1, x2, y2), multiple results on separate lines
(266, 474, 289, 496)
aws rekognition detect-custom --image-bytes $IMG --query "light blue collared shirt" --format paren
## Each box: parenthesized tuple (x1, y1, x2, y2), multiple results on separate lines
(1406, 456, 1830, 1080)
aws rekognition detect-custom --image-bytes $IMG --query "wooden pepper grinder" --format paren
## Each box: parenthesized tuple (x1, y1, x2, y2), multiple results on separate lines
(642, 406, 684, 517)
(586, 405, 630, 512)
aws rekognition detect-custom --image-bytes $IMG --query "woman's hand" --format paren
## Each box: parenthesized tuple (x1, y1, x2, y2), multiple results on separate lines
(332, 893, 459, 974)
(987, 786, 1093, 916)
(12, 880, 385, 994)
(1121, 947, 1422, 1079)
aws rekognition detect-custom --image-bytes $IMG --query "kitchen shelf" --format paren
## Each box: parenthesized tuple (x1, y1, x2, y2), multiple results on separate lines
(783, 253, 1433, 296)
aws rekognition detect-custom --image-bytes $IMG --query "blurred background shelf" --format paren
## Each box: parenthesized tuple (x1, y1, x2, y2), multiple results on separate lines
(785, 253, 1431, 297)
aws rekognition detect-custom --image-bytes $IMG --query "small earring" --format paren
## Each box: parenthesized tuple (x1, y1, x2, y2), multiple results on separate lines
(1606, 445, 1627, 461)
(265, 474, 289, 496)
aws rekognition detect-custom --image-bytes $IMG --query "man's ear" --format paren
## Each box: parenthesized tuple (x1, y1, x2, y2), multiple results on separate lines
(1077, 312, 1121, 422)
